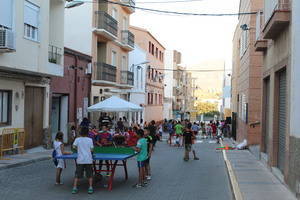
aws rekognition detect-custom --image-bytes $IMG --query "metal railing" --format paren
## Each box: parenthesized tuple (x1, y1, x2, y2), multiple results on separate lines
(48, 45, 62, 64)
(122, 0, 135, 11)
(95, 62, 117, 82)
(264, 0, 290, 24)
(121, 30, 134, 48)
(121, 71, 134, 85)
(94, 11, 118, 37)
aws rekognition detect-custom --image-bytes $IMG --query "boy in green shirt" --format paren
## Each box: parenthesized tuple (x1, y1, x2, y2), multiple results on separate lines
(133, 129, 148, 188)
(174, 121, 184, 146)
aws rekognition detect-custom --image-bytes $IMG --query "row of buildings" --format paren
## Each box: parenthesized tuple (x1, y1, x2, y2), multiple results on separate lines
(0, 0, 167, 149)
(231, 0, 300, 197)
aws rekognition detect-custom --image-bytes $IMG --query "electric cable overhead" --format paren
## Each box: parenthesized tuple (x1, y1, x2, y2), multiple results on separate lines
(136, 0, 205, 4)
(72, 0, 257, 16)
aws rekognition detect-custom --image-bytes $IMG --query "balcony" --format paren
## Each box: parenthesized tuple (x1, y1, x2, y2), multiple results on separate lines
(121, 30, 134, 51)
(46, 45, 63, 77)
(254, 40, 268, 52)
(255, 12, 268, 52)
(120, 70, 134, 88)
(120, 0, 135, 14)
(262, 0, 290, 40)
(0, 28, 15, 53)
(94, 11, 118, 41)
(93, 62, 117, 86)
(48, 45, 62, 65)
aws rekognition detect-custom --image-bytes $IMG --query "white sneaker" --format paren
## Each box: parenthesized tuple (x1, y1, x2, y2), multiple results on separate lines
(146, 176, 152, 180)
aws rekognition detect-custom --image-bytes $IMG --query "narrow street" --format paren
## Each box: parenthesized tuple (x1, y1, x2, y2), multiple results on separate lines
(0, 138, 232, 200)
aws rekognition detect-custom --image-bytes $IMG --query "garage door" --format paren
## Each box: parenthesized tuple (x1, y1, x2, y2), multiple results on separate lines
(277, 70, 286, 172)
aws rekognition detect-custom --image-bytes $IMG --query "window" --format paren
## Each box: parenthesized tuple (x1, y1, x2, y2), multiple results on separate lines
(155, 48, 158, 58)
(148, 42, 151, 53)
(155, 94, 157, 105)
(0, 0, 13, 29)
(122, 17, 128, 30)
(159, 51, 162, 60)
(0, 90, 12, 126)
(24, 1, 39, 41)
(111, 51, 117, 66)
(148, 93, 150, 104)
(151, 44, 154, 55)
(161, 52, 164, 62)
(112, 8, 118, 20)
(240, 30, 248, 57)
(121, 55, 127, 70)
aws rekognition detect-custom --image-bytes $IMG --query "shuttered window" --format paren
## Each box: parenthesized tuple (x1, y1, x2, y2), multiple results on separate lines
(277, 70, 287, 172)
(24, 1, 39, 41)
(0, 0, 13, 29)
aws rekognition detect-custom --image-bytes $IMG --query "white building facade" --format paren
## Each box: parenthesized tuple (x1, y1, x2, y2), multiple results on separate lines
(0, 0, 65, 149)
(128, 45, 147, 124)
(163, 50, 174, 120)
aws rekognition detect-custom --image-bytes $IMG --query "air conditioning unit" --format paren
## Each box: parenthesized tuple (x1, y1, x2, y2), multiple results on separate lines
(0, 28, 15, 53)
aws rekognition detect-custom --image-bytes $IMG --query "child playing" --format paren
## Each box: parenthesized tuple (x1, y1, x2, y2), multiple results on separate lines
(72, 127, 94, 194)
(95, 126, 112, 147)
(144, 128, 154, 181)
(132, 129, 148, 188)
(53, 132, 71, 185)
(183, 123, 199, 161)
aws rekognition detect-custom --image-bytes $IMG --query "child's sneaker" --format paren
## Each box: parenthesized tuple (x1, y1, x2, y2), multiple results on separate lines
(88, 187, 94, 194)
(183, 157, 189, 161)
(132, 183, 143, 188)
(71, 188, 78, 194)
(146, 176, 152, 180)
(55, 182, 64, 185)
(194, 157, 199, 160)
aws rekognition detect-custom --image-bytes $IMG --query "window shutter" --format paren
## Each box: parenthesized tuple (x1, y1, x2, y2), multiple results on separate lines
(24, 1, 39, 28)
(0, 0, 13, 28)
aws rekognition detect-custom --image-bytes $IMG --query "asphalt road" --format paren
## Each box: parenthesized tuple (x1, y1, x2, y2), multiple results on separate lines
(0, 138, 232, 200)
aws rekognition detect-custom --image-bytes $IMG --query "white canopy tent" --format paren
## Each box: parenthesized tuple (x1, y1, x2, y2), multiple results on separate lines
(87, 96, 142, 112)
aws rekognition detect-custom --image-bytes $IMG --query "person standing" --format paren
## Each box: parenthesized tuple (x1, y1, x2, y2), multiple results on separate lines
(183, 123, 199, 161)
(148, 120, 157, 147)
(117, 118, 124, 132)
(98, 113, 112, 129)
(72, 127, 94, 194)
(174, 121, 184, 146)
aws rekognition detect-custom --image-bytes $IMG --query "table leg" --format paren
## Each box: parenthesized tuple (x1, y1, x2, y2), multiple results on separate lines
(122, 160, 128, 180)
(108, 160, 118, 191)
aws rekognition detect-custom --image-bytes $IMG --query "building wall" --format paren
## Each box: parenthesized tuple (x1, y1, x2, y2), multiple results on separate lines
(130, 26, 165, 122)
(289, 2, 300, 196)
(50, 48, 92, 126)
(164, 50, 175, 120)
(232, 0, 263, 146)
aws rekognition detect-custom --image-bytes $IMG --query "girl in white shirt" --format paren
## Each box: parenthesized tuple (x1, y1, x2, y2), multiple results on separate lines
(53, 132, 70, 185)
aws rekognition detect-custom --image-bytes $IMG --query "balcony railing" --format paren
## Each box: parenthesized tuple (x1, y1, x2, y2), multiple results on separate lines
(121, 30, 134, 48)
(264, 0, 290, 24)
(48, 45, 62, 64)
(95, 62, 117, 82)
(94, 11, 118, 37)
(121, 71, 134, 85)
(121, 0, 135, 12)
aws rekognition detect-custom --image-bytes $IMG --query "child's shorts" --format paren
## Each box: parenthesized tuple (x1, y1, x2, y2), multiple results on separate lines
(137, 161, 145, 168)
(75, 164, 93, 179)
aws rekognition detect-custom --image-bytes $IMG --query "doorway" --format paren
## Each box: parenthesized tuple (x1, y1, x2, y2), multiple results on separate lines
(24, 87, 44, 149)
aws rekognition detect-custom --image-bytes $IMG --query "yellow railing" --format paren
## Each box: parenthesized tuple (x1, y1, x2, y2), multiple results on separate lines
(0, 128, 25, 159)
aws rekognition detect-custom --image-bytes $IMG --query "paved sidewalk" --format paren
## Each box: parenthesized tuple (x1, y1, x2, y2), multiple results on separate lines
(0, 146, 52, 170)
(222, 138, 296, 200)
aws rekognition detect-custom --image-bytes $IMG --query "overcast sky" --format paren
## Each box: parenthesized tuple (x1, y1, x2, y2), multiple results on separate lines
(131, 0, 240, 68)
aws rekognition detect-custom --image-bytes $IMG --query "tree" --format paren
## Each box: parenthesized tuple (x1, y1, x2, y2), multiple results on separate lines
(195, 102, 219, 115)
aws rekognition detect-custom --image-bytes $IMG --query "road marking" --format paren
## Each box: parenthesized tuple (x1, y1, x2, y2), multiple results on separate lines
(220, 140, 243, 200)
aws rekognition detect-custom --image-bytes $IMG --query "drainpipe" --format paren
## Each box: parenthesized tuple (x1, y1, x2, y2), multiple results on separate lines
(74, 55, 78, 128)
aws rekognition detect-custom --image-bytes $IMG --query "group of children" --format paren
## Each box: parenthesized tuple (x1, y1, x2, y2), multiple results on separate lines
(52, 123, 156, 194)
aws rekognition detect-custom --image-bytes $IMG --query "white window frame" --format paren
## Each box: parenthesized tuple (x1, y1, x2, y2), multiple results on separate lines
(122, 17, 128, 30)
(0, 90, 12, 126)
(24, 1, 39, 42)
(111, 51, 117, 66)
(112, 8, 118, 20)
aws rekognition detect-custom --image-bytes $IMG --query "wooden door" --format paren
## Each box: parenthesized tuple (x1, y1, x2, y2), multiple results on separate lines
(24, 87, 44, 149)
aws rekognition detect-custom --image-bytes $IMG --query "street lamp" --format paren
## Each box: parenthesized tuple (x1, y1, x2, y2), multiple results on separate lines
(65, 1, 84, 9)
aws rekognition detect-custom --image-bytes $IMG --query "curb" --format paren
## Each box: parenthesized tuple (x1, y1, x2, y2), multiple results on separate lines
(221, 140, 243, 200)
(0, 156, 51, 171)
